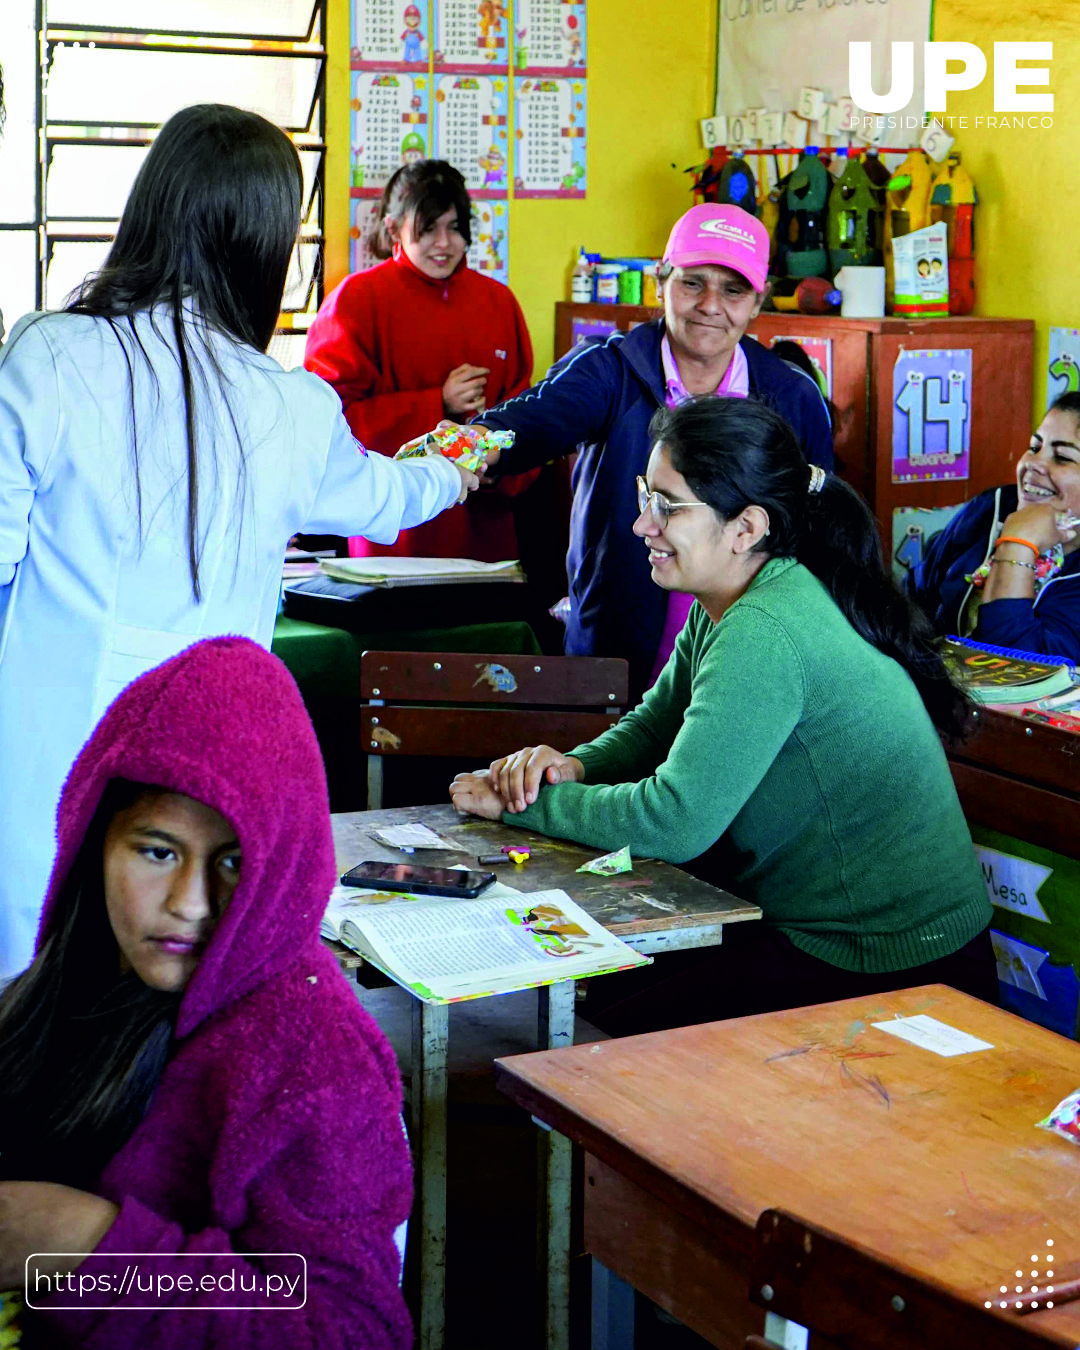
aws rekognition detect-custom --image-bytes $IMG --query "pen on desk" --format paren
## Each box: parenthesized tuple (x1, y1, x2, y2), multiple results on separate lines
(1013, 1274, 1080, 1315)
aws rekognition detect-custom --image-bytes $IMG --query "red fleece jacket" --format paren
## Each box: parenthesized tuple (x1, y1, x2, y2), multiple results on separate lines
(304, 250, 535, 561)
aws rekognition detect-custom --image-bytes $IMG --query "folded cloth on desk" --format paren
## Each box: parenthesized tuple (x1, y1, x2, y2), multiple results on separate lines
(319, 556, 524, 587)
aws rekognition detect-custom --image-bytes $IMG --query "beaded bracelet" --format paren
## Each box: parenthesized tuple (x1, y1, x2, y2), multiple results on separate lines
(996, 535, 1040, 556)
(991, 557, 1038, 572)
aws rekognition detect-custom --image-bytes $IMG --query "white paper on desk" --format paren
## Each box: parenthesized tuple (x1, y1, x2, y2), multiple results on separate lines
(320, 556, 523, 586)
(371, 823, 458, 851)
(871, 1014, 994, 1057)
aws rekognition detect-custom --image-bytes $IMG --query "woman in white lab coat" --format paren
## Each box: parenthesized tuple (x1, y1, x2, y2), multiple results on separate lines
(0, 103, 478, 980)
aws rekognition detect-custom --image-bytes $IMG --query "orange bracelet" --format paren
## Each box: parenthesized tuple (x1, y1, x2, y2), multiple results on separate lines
(996, 535, 1040, 557)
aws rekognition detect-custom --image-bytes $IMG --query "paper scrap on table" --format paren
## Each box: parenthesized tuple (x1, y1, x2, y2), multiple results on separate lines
(871, 1014, 993, 1058)
(371, 824, 458, 851)
(577, 846, 632, 876)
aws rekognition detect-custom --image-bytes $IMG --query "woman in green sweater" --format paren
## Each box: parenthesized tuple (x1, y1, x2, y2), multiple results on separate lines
(450, 397, 995, 1034)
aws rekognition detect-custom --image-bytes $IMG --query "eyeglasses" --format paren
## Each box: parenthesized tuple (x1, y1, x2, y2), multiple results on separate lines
(635, 476, 713, 528)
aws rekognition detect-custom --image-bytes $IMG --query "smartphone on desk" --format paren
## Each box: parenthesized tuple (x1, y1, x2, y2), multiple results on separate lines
(340, 860, 497, 899)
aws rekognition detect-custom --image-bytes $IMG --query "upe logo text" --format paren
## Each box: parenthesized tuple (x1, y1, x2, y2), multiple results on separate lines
(849, 42, 1052, 114)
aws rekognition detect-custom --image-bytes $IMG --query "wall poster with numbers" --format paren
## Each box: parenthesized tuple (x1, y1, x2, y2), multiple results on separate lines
(349, 198, 384, 276)
(1048, 327, 1080, 409)
(467, 198, 509, 285)
(513, 0, 586, 75)
(352, 0, 429, 69)
(434, 0, 508, 72)
(513, 76, 586, 198)
(434, 74, 509, 194)
(350, 70, 430, 194)
(892, 349, 972, 484)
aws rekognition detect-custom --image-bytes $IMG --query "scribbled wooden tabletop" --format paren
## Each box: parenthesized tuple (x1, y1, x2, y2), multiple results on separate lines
(331, 803, 760, 944)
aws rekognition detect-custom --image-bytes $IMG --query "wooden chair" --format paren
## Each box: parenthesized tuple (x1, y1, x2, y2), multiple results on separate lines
(360, 650, 629, 809)
(746, 1208, 1059, 1350)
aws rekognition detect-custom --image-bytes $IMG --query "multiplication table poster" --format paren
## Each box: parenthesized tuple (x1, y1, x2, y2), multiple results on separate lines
(513, 76, 586, 197)
(434, 0, 508, 72)
(349, 1, 590, 275)
(434, 74, 510, 194)
(350, 71, 431, 194)
(468, 199, 509, 285)
(513, 0, 586, 74)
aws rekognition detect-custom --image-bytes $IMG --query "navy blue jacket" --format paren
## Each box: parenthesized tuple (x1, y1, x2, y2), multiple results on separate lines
(482, 319, 833, 693)
(905, 484, 1080, 661)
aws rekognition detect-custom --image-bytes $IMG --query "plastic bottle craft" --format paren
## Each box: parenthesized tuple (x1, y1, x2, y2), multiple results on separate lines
(883, 149, 933, 313)
(784, 147, 831, 279)
(827, 151, 884, 271)
(930, 152, 978, 316)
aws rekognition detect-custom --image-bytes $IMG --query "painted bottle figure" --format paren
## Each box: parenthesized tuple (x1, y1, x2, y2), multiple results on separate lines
(930, 152, 978, 316)
(883, 148, 933, 313)
(827, 150, 883, 271)
(716, 149, 758, 216)
(784, 147, 831, 279)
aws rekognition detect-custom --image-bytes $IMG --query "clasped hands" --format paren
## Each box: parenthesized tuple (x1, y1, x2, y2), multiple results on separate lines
(435, 419, 503, 497)
(450, 745, 584, 821)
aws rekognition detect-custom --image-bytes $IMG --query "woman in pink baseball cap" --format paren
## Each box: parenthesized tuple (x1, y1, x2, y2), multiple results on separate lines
(471, 202, 834, 697)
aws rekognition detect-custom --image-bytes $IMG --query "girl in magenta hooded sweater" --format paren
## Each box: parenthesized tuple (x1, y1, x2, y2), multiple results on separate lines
(0, 637, 412, 1349)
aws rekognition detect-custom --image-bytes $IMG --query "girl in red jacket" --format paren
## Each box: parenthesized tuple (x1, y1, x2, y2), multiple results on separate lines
(305, 160, 535, 562)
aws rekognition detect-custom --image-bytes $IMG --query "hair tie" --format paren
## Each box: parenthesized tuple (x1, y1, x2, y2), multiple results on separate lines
(808, 464, 826, 495)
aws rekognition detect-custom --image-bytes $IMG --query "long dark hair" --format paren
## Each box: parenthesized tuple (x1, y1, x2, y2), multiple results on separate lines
(374, 158, 472, 259)
(650, 397, 972, 740)
(0, 782, 181, 1188)
(65, 104, 303, 600)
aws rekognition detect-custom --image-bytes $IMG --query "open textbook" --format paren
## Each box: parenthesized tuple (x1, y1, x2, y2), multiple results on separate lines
(321, 880, 649, 1004)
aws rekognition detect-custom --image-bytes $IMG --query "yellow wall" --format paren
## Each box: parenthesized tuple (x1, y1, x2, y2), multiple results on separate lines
(325, 0, 716, 378)
(327, 0, 1076, 409)
(324, 0, 353, 295)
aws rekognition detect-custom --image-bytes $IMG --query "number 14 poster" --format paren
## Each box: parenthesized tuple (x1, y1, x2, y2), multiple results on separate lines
(892, 349, 972, 484)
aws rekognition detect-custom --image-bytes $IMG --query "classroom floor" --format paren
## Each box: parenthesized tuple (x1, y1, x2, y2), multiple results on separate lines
(350, 977, 735, 1348)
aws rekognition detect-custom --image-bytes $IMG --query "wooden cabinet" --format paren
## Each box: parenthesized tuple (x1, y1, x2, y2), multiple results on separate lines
(554, 302, 1035, 560)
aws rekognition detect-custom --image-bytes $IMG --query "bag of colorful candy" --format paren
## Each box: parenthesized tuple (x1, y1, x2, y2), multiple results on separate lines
(395, 424, 515, 475)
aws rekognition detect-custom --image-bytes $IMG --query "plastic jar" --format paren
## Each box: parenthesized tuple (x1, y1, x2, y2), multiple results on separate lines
(594, 263, 622, 303)
(617, 268, 642, 304)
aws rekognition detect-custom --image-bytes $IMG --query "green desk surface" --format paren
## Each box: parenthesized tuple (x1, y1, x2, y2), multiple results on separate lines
(271, 615, 541, 700)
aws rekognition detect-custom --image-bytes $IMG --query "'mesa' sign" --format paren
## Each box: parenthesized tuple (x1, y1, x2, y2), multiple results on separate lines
(849, 41, 1052, 114)
(975, 845, 1051, 923)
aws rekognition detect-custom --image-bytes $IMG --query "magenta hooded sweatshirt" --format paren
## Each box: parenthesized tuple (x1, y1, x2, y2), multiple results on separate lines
(29, 637, 412, 1349)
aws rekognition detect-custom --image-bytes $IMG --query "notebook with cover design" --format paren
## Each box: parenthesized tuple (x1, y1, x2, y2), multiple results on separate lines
(942, 637, 1078, 704)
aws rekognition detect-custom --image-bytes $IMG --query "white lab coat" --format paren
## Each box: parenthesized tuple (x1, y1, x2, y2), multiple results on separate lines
(0, 307, 462, 979)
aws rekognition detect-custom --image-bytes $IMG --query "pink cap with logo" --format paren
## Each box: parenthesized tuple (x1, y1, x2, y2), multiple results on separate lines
(662, 204, 770, 292)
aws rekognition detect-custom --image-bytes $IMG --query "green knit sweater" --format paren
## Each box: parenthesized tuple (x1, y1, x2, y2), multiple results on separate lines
(510, 557, 991, 973)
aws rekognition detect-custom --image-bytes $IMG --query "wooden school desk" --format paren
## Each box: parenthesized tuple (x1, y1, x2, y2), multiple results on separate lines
(271, 616, 541, 811)
(496, 985, 1080, 1350)
(330, 803, 761, 1350)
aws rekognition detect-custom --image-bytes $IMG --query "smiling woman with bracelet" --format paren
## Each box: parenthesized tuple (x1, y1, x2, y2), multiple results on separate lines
(906, 392, 1080, 660)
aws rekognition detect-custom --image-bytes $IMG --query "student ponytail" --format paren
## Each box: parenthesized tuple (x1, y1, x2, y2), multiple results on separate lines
(650, 397, 972, 741)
